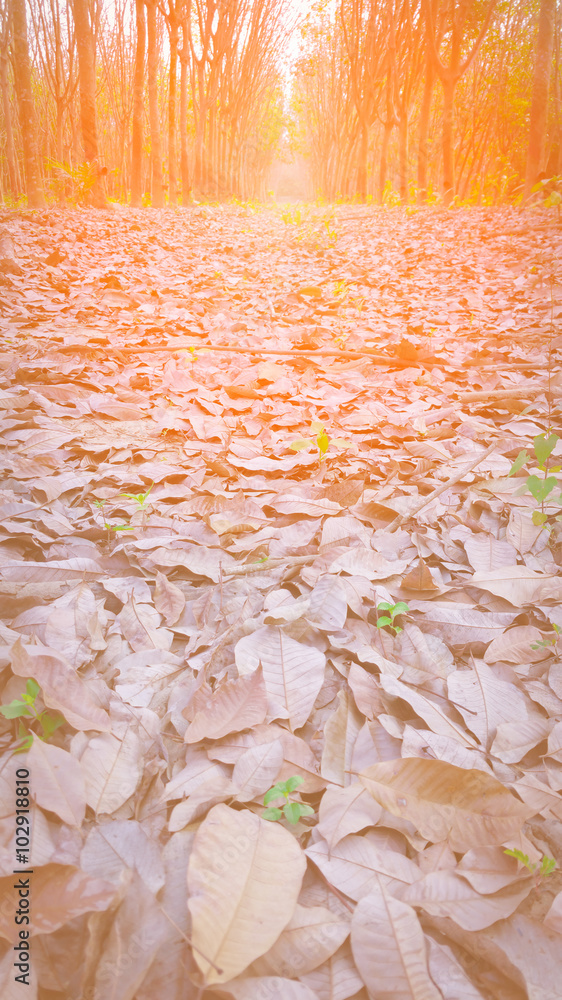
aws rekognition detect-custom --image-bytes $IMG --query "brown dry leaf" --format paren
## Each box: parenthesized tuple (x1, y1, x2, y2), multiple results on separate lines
(484, 625, 551, 664)
(321, 689, 364, 786)
(351, 884, 442, 1000)
(26, 737, 86, 827)
(249, 903, 350, 977)
(0, 864, 116, 941)
(399, 869, 532, 930)
(401, 559, 440, 592)
(317, 783, 383, 849)
(185, 668, 268, 743)
(447, 659, 529, 749)
(79, 730, 142, 814)
(359, 758, 533, 851)
(306, 832, 421, 902)
(187, 803, 306, 984)
(80, 819, 165, 892)
(232, 739, 284, 802)
(300, 941, 365, 1000)
(235, 626, 325, 730)
(218, 977, 319, 999)
(470, 567, 562, 605)
(154, 570, 186, 625)
(426, 936, 487, 999)
(10, 639, 111, 732)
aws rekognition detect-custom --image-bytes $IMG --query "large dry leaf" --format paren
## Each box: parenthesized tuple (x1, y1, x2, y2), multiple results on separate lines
(250, 903, 350, 977)
(154, 570, 186, 625)
(426, 936, 487, 999)
(232, 739, 284, 801)
(80, 819, 165, 893)
(235, 626, 325, 729)
(447, 659, 529, 749)
(79, 730, 142, 814)
(399, 869, 532, 930)
(469, 567, 562, 605)
(351, 885, 442, 1000)
(359, 758, 533, 851)
(26, 737, 86, 827)
(379, 674, 478, 747)
(187, 803, 306, 984)
(10, 639, 111, 731)
(185, 668, 268, 743)
(300, 941, 365, 1000)
(306, 832, 421, 902)
(317, 783, 383, 849)
(321, 690, 364, 786)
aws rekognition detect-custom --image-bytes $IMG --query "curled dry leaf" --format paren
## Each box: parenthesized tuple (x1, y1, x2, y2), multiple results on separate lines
(351, 884, 442, 1000)
(187, 803, 306, 984)
(235, 626, 325, 730)
(249, 902, 350, 977)
(317, 783, 383, 850)
(359, 758, 533, 852)
(184, 668, 268, 743)
(26, 737, 86, 827)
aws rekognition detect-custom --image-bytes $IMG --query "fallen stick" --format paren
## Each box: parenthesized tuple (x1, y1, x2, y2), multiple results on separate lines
(388, 441, 498, 532)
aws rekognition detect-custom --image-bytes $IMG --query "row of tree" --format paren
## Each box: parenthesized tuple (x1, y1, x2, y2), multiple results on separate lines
(291, 0, 560, 205)
(1, 0, 295, 207)
(0, 0, 559, 207)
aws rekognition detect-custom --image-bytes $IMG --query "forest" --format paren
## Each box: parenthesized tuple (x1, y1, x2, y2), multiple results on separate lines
(0, 0, 560, 207)
(1, 3, 562, 1000)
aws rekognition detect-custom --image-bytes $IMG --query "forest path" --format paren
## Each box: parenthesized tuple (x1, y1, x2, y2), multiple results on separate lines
(1, 206, 562, 999)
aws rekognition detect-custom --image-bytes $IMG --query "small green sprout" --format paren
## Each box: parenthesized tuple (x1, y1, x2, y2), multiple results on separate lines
(119, 483, 154, 510)
(504, 847, 556, 877)
(376, 601, 410, 635)
(104, 522, 134, 532)
(0, 679, 65, 750)
(531, 623, 561, 651)
(508, 433, 562, 527)
(262, 775, 315, 825)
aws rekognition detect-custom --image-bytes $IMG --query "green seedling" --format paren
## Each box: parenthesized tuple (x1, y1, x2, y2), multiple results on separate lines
(290, 421, 351, 462)
(263, 775, 315, 825)
(104, 522, 134, 532)
(119, 483, 154, 510)
(531, 622, 561, 651)
(508, 433, 562, 526)
(376, 601, 410, 635)
(0, 679, 65, 750)
(504, 847, 556, 877)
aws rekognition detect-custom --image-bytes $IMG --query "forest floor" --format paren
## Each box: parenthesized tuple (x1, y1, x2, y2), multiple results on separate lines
(1, 203, 562, 1000)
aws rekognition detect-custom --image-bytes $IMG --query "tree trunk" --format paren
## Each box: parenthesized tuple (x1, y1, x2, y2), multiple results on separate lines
(524, 0, 556, 199)
(417, 57, 434, 203)
(146, 0, 165, 207)
(398, 111, 408, 204)
(442, 74, 456, 205)
(0, 43, 18, 198)
(378, 120, 393, 203)
(179, 49, 190, 204)
(356, 121, 368, 201)
(168, 19, 178, 205)
(131, 0, 145, 208)
(9, 0, 46, 208)
(71, 0, 105, 206)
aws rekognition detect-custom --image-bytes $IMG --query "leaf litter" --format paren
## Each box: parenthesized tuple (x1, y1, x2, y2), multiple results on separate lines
(0, 203, 562, 998)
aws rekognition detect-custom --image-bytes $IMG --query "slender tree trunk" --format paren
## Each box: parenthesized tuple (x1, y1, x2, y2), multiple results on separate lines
(398, 110, 408, 204)
(131, 0, 145, 207)
(356, 120, 368, 201)
(146, 0, 164, 207)
(9, 0, 46, 208)
(168, 19, 178, 205)
(378, 120, 393, 203)
(179, 50, 190, 204)
(71, 0, 105, 206)
(417, 57, 434, 203)
(0, 45, 18, 197)
(524, 0, 556, 198)
(442, 74, 456, 204)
